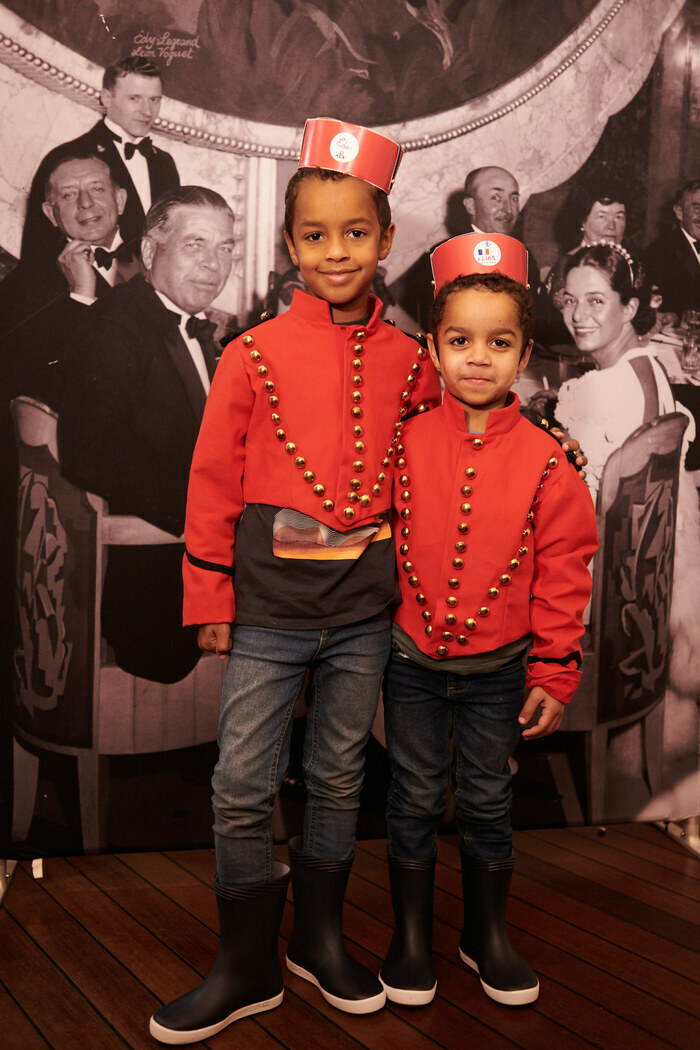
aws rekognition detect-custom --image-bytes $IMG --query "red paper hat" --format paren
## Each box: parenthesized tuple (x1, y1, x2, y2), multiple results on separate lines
(430, 233, 529, 294)
(299, 118, 403, 195)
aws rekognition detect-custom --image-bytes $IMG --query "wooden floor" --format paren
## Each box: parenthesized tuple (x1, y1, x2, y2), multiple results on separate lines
(1, 824, 699, 1050)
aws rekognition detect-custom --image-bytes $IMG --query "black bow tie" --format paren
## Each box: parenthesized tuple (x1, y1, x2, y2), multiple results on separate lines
(185, 315, 217, 342)
(124, 137, 154, 160)
(93, 246, 118, 270)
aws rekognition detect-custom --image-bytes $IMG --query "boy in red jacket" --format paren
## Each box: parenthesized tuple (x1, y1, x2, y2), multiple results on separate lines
(149, 119, 442, 1045)
(379, 234, 598, 1009)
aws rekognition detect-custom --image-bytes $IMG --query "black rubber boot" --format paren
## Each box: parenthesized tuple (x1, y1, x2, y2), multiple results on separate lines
(285, 836, 386, 1014)
(459, 854, 539, 1006)
(380, 855, 437, 1005)
(149, 863, 290, 1045)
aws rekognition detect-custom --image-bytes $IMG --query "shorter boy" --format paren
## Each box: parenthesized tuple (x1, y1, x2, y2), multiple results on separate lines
(379, 234, 598, 1008)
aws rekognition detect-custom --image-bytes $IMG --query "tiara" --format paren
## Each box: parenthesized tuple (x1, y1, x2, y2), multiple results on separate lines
(588, 240, 639, 286)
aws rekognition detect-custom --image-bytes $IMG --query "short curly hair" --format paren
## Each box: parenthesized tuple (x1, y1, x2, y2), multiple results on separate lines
(431, 272, 533, 355)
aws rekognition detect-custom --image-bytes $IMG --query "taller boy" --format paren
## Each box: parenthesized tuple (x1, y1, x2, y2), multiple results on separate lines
(149, 120, 441, 1044)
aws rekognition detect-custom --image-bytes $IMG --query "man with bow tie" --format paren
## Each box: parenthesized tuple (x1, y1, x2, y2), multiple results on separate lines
(57, 186, 235, 683)
(642, 178, 700, 322)
(21, 55, 179, 263)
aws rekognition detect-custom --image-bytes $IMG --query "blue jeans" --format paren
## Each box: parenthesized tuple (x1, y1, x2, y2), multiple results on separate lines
(384, 645, 526, 862)
(212, 618, 391, 884)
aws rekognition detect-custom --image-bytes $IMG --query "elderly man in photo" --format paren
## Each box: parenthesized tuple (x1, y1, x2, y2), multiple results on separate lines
(22, 56, 180, 263)
(392, 165, 540, 331)
(642, 178, 700, 321)
(58, 186, 235, 684)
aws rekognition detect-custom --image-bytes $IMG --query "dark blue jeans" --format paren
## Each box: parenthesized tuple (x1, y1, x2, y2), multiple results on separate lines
(384, 645, 526, 862)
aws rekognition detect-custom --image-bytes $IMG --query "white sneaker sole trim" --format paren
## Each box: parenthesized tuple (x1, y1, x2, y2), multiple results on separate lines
(458, 947, 539, 1006)
(285, 956, 386, 1014)
(148, 991, 284, 1045)
(379, 974, 437, 1006)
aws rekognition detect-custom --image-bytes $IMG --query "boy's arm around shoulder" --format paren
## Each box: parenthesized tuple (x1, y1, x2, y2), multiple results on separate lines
(527, 453, 598, 706)
(182, 337, 255, 627)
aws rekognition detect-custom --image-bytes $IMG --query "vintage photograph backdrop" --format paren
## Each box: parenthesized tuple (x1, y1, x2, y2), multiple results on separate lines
(0, 0, 698, 857)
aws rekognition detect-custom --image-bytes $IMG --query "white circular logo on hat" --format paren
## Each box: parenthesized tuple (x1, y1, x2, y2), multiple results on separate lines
(474, 240, 501, 267)
(330, 132, 359, 163)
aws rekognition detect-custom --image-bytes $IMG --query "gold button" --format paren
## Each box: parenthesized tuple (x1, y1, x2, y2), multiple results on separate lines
(499, 574, 511, 585)
(453, 558, 463, 569)
(422, 611, 432, 622)
(522, 527, 530, 537)
(396, 442, 405, 452)
(257, 364, 268, 376)
(352, 359, 363, 370)
(401, 490, 411, 502)
(417, 347, 427, 359)
(509, 558, 520, 570)
(465, 467, 476, 478)
(285, 442, 296, 454)
(456, 635, 467, 645)
(455, 541, 466, 552)
(271, 413, 280, 424)
(264, 380, 274, 391)
(269, 395, 279, 407)
(445, 613, 457, 625)
(344, 507, 355, 520)
(313, 483, 325, 496)
(441, 632, 453, 642)
(353, 461, 365, 472)
(457, 523, 470, 534)
(352, 407, 363, 417)
(488, 588, 499, 599)
(400, 390, 410, 402)
(401, 508, 411, 520)
(411, 362, 421, 374)
(347, 492, 359, 503)
(355, 441, 365, 452)
(382, 456, 390, 467)
(465, 618, 477, 630)
(416, 592, 426, 604)
(527, 510, 534, 521)
(378, 472, 386, 482)
(446, 596, 458, 607)
(408, 575, 419, 587)
(353, 344, 364, 354)
(353, 425, 363, 437)
(399, 474, 409, 486)
(448, 578, 460, 589)
(396, 457, 407, 469)
(303, 471, 315, 482)
(461, 503, 471, 514)
(322, 499, 334, 511)
(519, 546, 528, 556)
(355, 330, 366, 341)
(350, 478, 361, 490)
(425, 624, 433, 636)
(353, 375, 363, 387)
(478, 607, 490, 617)
(548, 456, 558, 468)
(399, 543, 409, 556)
(461, 485, 472, 496)
(275, 429, 285, 440)
(372, 484, 381, 495)
(541, 469, 549, 479)
(402, 560, 413, 573)
(437, 645, 448, 656)
(359, 494, 371, 507)
(294, 456, 305, 467)
(243, 334, 254, 346)
(473, 438, 484, 449)
(352, 391, 363, 403)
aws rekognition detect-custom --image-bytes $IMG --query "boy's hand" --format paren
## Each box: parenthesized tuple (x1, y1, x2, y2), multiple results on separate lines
(198, 623, 232, 659)
(550, 427, 588, 476)
(518, 687, 565, 739)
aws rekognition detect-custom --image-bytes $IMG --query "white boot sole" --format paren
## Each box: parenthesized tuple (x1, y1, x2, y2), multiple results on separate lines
(286, 956, 386, 1014)
(148, 991, 284, 1045)
(459, 947, 539, 1006)
(380, 973, 437, 1006)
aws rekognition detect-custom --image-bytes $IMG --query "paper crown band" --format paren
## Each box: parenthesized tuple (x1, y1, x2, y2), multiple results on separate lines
(430, 233, 529, 294)
(299, 118, 403, 195)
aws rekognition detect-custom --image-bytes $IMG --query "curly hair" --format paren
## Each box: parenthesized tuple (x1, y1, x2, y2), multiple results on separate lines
(560, 243, 656, 336)
(431, 272, 533, 354)
(284, 168, 392, 239)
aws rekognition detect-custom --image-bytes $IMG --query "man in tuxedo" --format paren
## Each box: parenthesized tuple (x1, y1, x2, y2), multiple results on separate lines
(643, 179, 700, 320)
(21, 55, 179, 263)
(58, 186, 235, 683)
(391, 165, 540, 331)
(0, 152, 140, 408)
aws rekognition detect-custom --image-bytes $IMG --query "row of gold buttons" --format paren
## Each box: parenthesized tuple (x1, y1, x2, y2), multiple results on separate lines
(399, 440, 559, 658)
(242, 329, 430, 521)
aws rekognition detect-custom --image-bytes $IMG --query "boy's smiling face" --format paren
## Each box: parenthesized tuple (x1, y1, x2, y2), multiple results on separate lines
(284, 174, 394, 323)
(428, 287, 532, 432)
